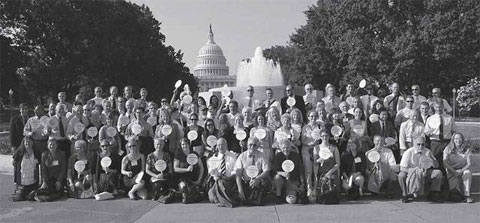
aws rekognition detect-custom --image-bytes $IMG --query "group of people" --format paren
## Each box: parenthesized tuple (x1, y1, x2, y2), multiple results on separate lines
(8, 81, 474, 207)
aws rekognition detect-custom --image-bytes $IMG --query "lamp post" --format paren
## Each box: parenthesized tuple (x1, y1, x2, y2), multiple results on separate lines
(8, 89, 13, 121)
(452, 88, 456, 121)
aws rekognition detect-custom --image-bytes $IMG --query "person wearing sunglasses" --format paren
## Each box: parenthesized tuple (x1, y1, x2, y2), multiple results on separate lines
(240, 85, 259, 110)
(121, 139, 147, 200)
(398, 136, 443, 203)
(395, 95, 416, 130)
(410, 85, 426, 110)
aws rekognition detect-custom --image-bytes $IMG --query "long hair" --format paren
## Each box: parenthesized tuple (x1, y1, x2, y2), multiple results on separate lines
(448, 132, 467, 154)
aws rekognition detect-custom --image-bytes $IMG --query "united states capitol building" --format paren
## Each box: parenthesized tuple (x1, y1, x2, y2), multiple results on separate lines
(193, 25, 236, 92)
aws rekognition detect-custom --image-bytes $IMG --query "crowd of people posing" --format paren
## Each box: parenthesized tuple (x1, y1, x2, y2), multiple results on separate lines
(8, 82, 474, 207)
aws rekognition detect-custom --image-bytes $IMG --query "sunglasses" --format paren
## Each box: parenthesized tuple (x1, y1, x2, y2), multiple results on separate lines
(247, 89, 253, 92)
(416, 143, 425, 146)
(412, 89, 419, 91)
(406, 100, 414, 103)
(190, 119, 198, 121)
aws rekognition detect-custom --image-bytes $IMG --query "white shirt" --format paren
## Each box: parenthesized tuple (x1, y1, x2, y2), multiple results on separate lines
(412, 95, 426, 110)
(366, 147, 396, 171)
(424, 113, 454, 141)
(395, 107, 416, 127)
(360, 95, 379, 113)
(91, 96, 104, 106)
(234, 150, 269, 181)
(208, 151, 238, 177)
(399, 120, 425, 150)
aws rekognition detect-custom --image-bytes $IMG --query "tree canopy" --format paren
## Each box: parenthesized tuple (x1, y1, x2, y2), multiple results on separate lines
(0, 0, 196, 105)
(264, 0, 480, 97)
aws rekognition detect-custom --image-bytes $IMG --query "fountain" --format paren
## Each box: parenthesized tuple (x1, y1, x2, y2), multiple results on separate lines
(236, 47, 284, 87)
(198, 47, 318, 105)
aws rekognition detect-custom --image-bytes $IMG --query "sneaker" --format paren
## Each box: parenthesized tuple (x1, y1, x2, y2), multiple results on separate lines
(465, 197, 474, 203)
(401, 196, 409, 203)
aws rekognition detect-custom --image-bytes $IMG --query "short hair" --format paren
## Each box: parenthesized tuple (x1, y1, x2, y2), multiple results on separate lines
(74, 140, 87, 148)
(47, 137, 57, 144)
(378, 108, 389, 114)
(241, 106, 252, 114)
(228, 100, 239, 107)
(281, 113, 292, 122)
(56, 103, 66, 111)
(189, 112, 199, 119)
(420, 102, 429, 108)
(217, 137, 227, 145)
(373, 134, 384, 141)
(110, 86, 118, 92)
(247, 137, 259, 146)
(405, 95, 414, 101)
(433, 98, 444, 107)
(266, 88, 273, 92)
(278, 138, 291, 147)
(135, 106, 146, 113)
(414, 135, 426, 143)
(94, 86, 102, 91)
(411, 85, 420, 89)
(19, 103, 28, 109)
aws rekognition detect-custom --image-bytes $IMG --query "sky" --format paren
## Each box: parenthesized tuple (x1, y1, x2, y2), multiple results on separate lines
(129, 0, 317, 75)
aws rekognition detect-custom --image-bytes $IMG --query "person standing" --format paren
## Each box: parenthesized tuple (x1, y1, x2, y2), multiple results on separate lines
(411, 85, 426, 110)
(10, 103, 29, 154)
(24, 105, 48, 159)
(424, 99, 454, 174)
(281, 85, 307, 120)
(383, 83, 405, 119)
(360, 84, 378, 118)
(90, 87, 104, 106)
(427, 88, 452, 115)
(322, 84, 341, 112)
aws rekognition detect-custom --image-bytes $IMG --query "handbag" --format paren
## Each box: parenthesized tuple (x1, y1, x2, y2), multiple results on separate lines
(317, 178, 339, 204)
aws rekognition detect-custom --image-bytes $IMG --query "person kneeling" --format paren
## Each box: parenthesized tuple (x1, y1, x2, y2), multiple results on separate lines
(94, 140, 122, 200)
(398, 136, 443, 203)
(121, 139, 148, 200)
(35, 138, 66, 202)
(365, 135, 398, 199)
(146, 139, 174, 203)
(174, 138, 205, 204)
(207, 138, 239, 207)
(12, 137, 39, 201)
(235, 137, 270, 206)
(67, 140, 95, 199)
(272, 138, 305, 204)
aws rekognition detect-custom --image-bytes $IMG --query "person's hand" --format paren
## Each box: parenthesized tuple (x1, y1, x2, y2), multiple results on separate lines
(11, 147, 16, 154)
(238, 189, 246, 201)
(156, 173, 163, 179)
(316, 158, 323, 163)
(55, 181, 62, 191)
(456, 169, 463, 176)
(187, 165, 194, 172)
(87, 138, 94, 143)
(126, 171, 133, 178)
(250, 178, 260, 188)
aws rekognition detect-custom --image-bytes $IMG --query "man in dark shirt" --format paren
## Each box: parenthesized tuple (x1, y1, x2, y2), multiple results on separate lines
(272, 138, 305, 204)
(280, 85, 307, 120)
(10, 103, 29, 153)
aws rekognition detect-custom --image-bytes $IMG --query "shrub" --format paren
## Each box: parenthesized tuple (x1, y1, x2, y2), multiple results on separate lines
(457, 77, 480, 117)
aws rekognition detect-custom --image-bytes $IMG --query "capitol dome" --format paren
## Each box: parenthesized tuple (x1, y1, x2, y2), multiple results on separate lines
(194, 25, 235, 92)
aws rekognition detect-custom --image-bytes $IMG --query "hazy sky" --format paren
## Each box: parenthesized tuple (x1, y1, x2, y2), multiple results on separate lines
(129, 0, 317, 74)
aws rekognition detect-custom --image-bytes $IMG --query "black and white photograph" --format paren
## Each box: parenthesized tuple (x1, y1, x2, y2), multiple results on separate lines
(0, 0, 479, 222)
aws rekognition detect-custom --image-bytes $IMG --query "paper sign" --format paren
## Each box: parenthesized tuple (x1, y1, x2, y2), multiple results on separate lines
(311, 129, 321, 141)
(182, 95, 193, 104)
(87, 127, 98, 137)
(47, 117, 59, 128)
(331, 125, 343, 137)
(155, 160, 167, 172)
(187, 130, 198, 141)
(287, 97, 296, 107)
(174, 80, 182, 89)
(246, 165, 259, 178)
(354, 157, 362, 163)
(209, 157, 221, 169)
(385, 137, 396, 146)
(235, 130, 247, 141)
(161, 125, 173, 136)
(187, 153, 198, 165)
(254, 129, 267, 140)
(66, 112, 73, 119)
(368, 151, 381, 163)
(419, 156, 433, 169)
(40, 116, 48, 127)
(282, 160, 295, 173)
(119, 116, 130, 126)
(31, 119, 40, 130)
(135, 172, 144, 184)
(106, 127, 117, 137)
(147, 116, 157, 126)
(74, 160, 86, 173)
(359, 79, 367, 88)
(206, 135, 217, 147)
(101, 157, 112, 168)
(319, 148, 332, 160)
(74, 122, 85, 133)
(52, 160, 59, 166)
(131, 123, 142, 135)
(369, 114, 379, 123)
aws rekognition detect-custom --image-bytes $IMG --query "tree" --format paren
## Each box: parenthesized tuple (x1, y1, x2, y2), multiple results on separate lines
(265, 0, 480, 98)
(0, 0, 196, 105)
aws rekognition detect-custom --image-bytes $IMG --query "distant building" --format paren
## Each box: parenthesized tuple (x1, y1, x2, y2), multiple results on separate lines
(194, 25, 235, 92)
